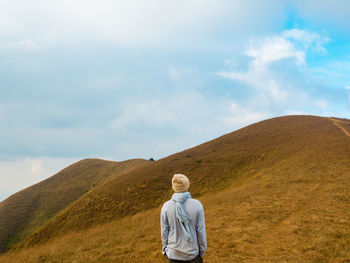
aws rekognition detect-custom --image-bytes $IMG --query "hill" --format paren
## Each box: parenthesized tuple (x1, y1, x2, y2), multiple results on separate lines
(1, 115, 350, 262)
(0, 158, 148, 253)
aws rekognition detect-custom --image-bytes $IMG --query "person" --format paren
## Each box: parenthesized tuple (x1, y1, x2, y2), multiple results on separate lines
(160, 174, 207, 263)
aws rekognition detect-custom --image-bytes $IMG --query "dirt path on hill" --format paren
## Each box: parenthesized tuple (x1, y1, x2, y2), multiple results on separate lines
(328, 117, 350, 137)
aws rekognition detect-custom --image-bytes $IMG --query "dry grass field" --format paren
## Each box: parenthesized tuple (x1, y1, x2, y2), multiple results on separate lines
(0, 158, 148, 253)
(1, 115, 350, 262)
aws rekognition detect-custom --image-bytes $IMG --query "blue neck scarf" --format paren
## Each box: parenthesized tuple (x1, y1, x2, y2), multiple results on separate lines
(171, 191, 193, 242)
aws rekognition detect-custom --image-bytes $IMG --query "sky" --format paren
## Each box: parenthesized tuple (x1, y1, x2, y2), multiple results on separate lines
(1, 0, 350, 201)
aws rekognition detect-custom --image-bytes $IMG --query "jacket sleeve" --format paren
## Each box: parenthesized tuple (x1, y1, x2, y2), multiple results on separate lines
(160, 204, 169, 255)
(196, 203, 207, 257)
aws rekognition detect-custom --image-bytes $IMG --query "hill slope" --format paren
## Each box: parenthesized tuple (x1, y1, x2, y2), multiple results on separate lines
(1, 115, 350, 262)
(0, 158, 148, 253)
(13, 115, 350, 251)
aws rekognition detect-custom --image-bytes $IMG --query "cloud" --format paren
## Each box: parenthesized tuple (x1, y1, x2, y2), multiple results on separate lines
(217, 29, 328, 105)
(0, 0, 286, 47)
(246, 35, 306, 66)
(282, 29, 330, 53)
(1, 1, 350, 202)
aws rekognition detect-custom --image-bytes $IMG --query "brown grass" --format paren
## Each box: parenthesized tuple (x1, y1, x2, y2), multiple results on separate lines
(329, 117, 350, 137)
(0, 158, 148, 253)
(1, 115, 350, 262)
(1, 154, 350, 262)
(15, 115, 329, 250)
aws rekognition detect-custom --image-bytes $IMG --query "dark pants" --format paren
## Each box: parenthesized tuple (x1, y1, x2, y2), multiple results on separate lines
(165, 254, 203, 263)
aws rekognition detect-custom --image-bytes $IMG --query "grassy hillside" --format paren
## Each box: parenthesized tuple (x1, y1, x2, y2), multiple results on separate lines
(1, 115, 350, 262)
(13, 115, 349, 248)
(0, 158, 148, 253)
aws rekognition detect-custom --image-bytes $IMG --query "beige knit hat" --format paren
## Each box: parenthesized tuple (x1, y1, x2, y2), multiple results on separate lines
(172, 174, 190, 193)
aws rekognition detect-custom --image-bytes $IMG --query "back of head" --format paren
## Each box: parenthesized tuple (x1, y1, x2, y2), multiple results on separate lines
(172, 174, 190, 193)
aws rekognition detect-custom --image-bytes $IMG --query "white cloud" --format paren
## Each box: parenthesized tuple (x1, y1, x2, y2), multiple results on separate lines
(282, 29, 330, 53)
(0, 0, 286, 47)
(0, 156, 77, 202)
(345, 86, 350, 90)
(246, 35, 306, 66)
(217, 29, 328, 105)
